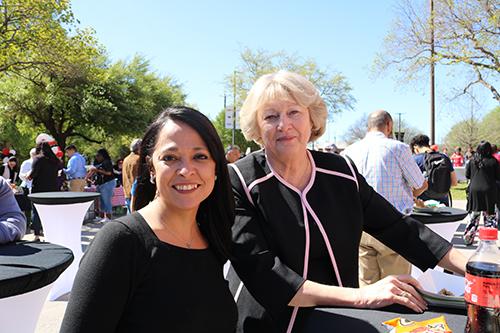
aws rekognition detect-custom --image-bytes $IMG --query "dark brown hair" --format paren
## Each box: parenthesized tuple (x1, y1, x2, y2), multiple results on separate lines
(133, 106, 234, 262)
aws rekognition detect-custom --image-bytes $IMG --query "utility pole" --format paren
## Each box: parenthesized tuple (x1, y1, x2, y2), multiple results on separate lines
(430, 0, 436, 144)
(396, 112, 403, 141)
(232, 70, 237, 146)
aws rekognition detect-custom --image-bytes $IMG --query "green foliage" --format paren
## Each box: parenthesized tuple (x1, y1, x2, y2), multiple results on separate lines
(444, 106, 499, 149)
(225, 48, 356, 121)
(444, 118, 480, 150)
(450, 183, 467, 201)
(374, 0, 500, 102)
(0, 54, 185, 155)
(68, 134, 136, 165)
(212, 109, 260, 154)
(0, 1, 186, 162)
(478, 106, 500, 145)
(0, 0, 83, 74)
(0, 115, 38, 161)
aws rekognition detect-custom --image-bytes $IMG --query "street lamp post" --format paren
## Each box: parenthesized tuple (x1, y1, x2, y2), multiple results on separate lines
(232, 70, 237, 146)
(430, 0, 436, 144)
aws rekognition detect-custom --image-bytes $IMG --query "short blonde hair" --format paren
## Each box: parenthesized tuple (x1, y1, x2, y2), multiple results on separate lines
(240, 71, 328, 145)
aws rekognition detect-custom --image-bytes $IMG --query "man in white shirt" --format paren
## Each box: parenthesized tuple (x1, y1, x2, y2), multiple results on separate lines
(19, 148, 37, 194)
(18, 148, 36, 229)
(343, 110, 428, 286)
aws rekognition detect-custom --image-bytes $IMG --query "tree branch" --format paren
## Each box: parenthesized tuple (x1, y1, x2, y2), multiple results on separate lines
(68, 132, 103, 144)
(473, 67, 500, 102)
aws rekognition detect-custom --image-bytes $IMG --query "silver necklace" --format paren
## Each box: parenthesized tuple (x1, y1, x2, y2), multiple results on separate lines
(163, 222, 195, 248)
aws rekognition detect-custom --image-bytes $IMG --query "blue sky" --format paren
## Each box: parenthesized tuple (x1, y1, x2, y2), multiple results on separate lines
(72, 0, 497, 145)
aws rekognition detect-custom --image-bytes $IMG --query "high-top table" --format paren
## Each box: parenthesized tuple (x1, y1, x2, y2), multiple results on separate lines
(0, 241, 73, 333)
(410, 206, 468, 278)
(304, 304, 466, 332)
(411, 207, 468, 225)
(28, 191, 100, 300)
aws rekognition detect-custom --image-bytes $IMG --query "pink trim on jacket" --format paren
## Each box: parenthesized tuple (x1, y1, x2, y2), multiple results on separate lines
(231, 151, 360, 333)
(228, 163, 255, 206)
(341, 155, 359, 190)
(248, 172, 275, 192)
(316, 167, 357, 184)
(266, 151, 344, 333)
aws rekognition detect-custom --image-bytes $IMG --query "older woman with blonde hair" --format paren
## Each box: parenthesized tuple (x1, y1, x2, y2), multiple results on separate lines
(227, 71, 467, 333)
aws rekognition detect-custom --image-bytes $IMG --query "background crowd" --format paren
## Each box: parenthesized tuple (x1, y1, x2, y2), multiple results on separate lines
(1, 119, 499, 245)
(0, 71, 498, 333)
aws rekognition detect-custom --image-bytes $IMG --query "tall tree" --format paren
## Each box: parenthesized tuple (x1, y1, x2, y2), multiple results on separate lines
(478, 106, 500, 144)
(0, 0, 78, 74)
(343, 113, 422, 145)
(444, 118, 481, 150)
(343, 114, 369, 145)
(0, 115, 35, 160)
(0, 54, 185, 151)
(374, 0, 500, 102)
(444, 106, 500, 152)
(225, 48, 356, 122)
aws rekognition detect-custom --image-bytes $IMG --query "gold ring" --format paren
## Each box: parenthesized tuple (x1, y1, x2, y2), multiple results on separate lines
(400, 291, 410, 298)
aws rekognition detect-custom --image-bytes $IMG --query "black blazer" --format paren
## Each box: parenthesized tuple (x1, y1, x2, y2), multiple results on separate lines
(228, 149, 452, 333)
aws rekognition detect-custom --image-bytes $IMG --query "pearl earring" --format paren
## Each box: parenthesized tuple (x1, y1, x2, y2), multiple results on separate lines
(150, 174, 156, 184)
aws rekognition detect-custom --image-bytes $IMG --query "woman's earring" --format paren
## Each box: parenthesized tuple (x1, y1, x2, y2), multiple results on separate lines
(215, 175, 218, 181)
(150, 174, 156, 184)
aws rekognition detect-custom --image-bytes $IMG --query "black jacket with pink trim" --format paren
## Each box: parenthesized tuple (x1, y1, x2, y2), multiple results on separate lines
(227, 149, 452, 333)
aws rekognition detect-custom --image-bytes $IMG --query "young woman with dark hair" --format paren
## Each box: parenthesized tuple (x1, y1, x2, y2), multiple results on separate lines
(29, 142, 61, 239)
(463, 141, 500, 245)
(88, 148, 116, 222)
(133, 106, 234, 261)
(61, 106, 237, 332)
(0, 156, 19, 184)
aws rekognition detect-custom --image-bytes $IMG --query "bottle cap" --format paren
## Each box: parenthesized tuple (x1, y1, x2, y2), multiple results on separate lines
(478, 227, 498, 240)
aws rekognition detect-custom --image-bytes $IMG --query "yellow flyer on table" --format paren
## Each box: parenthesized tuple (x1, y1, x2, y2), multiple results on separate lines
(383, 315, 452, 332)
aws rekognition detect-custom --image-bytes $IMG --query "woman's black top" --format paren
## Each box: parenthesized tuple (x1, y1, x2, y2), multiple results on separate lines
(466, 157, 500, 213)
(94, 159, 115, 185)
(30, 156, 60, 193)
(0, 163, 18, 183)
(60, 212, 237, 333)
(227, 150, 452, 333)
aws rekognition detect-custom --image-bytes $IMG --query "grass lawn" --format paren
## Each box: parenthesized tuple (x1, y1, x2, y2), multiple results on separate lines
(450, 182, 468, 201)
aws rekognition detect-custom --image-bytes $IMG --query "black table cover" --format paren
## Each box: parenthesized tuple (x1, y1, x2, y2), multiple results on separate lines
(411, 207, 468, 224)
(28, 192, 100, 205)
(304, 304, 466, 332)
(14, 193, 31, 211)
(0, 241, 73, 298)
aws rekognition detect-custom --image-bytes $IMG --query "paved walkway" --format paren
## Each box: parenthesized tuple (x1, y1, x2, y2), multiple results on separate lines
(24, 222, 104, 333)
(31, 200, 493, 332)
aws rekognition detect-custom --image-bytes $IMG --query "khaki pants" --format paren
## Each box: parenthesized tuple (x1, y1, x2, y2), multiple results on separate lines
(69, 179, 86, 192)
(358, 232, 411, 287)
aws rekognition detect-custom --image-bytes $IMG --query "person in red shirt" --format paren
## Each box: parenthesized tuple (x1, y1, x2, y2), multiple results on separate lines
(492, 144, 500, 164)
(450, 147, 464, 167)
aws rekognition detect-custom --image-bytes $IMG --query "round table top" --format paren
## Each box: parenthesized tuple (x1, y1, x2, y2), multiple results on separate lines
(410, 207, 468, 224)
(0, 241, 73, 298)
(28, 191, 100, 205)
(306, 304, 466, 332)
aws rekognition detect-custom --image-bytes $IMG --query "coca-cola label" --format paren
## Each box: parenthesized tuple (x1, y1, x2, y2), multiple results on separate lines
(464, 273, 500, 308)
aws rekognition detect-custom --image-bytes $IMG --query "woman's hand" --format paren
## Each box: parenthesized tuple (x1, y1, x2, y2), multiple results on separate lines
(355, 275, 427, 313)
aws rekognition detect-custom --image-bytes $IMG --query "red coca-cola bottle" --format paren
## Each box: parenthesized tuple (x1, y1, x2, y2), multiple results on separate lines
(464, 227, 500, 333)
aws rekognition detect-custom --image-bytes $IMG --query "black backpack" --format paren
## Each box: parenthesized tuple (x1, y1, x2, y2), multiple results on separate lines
(423, 151, 452, 198)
